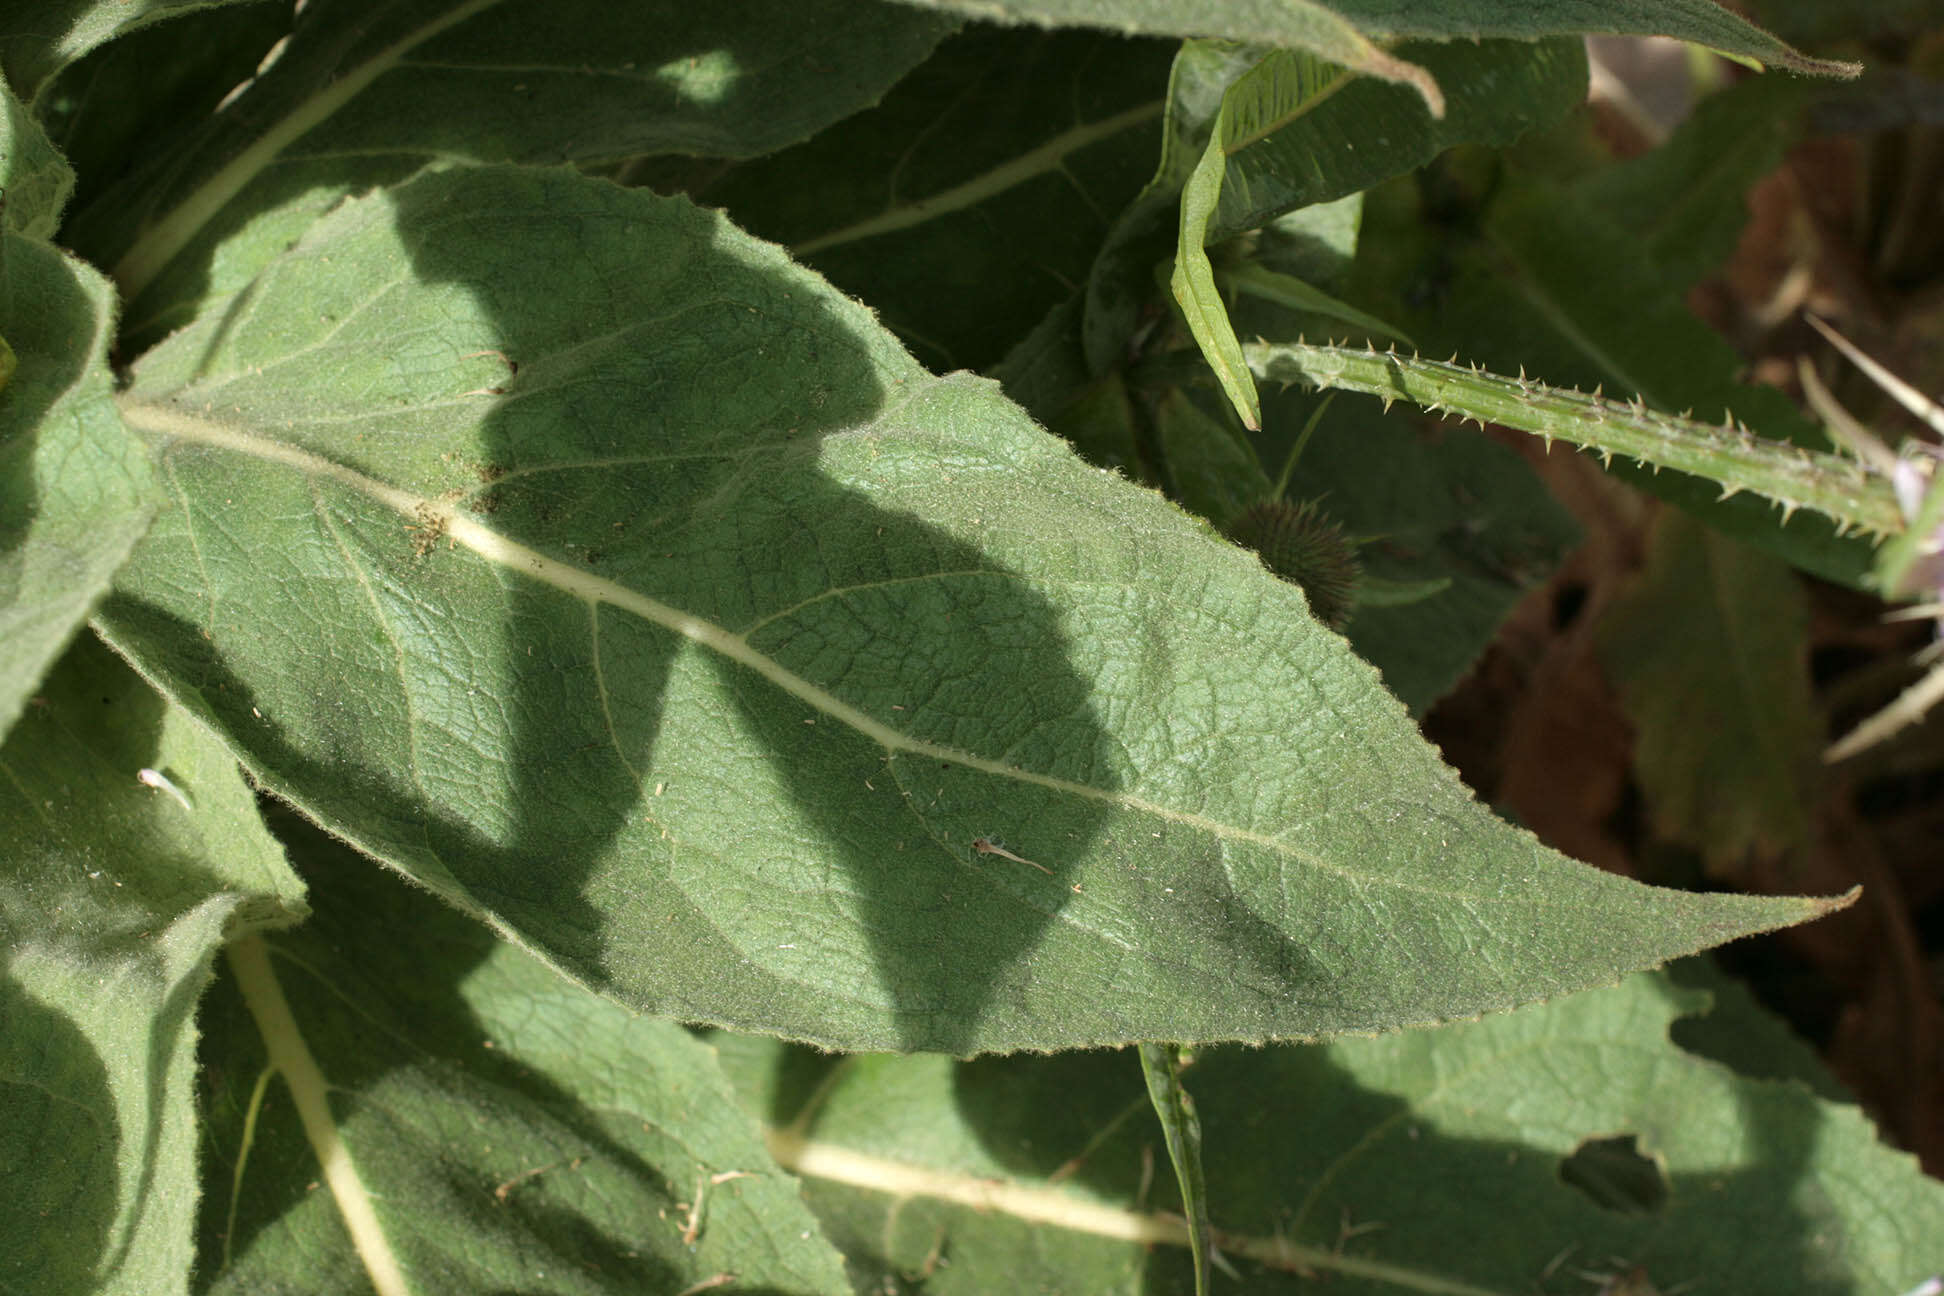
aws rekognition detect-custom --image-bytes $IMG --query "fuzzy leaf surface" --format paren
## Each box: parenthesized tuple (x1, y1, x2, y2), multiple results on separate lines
(103, 166, 1841, 1056)
(195, 812, 848, 1296)
(70, 0, 953, 348)
(720, 971, 1944, 1293)
(0, 0, 262, 99)
(0, 225, 154, 738)
(0, 71, 73, 236)
(0, 634, 306, 1296)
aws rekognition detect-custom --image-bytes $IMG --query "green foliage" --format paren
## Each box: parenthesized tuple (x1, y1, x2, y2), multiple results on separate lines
(1, 2, 1938, 1293)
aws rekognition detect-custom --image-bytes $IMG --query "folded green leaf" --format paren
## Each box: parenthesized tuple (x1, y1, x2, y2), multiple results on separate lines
(0, 224, 156, 739)
(1081, 37, 1263, 377)
(0, 633, 306, 1296)
(1171, 49, 1351, 429)
(104, 166, 1844, 1056)
(1139, 1042, 1212, 1294)
(1173, 39, 1586, 427)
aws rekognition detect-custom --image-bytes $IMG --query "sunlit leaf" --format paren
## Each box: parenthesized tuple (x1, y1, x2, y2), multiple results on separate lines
(717, 969, 1944, 1293)
(0, 221, 155, 738)
(102, 166, 1842, 1057)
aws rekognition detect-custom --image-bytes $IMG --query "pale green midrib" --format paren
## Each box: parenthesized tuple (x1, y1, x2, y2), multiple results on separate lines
(113, 0, 507, 300)
(1224, 61, 1352, 156)
(223, 1066, 276, 1270)
(768, 1129, 1509, 1296)
(791, 100, 1163, 257)
(122, 398, 1499, 900)
(229, 935, 411, 1296)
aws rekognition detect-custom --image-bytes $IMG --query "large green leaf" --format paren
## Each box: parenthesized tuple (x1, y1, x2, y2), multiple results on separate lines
(629, 24, 1173, 375)
(888, 0, 1856, 110)
(0, 632, 306, 1296)
(195, 810, 848, 1296)
(0, 0, 263, 101)
(0, 222, 155, 739)
(717, 970, 1944, 1292)
(101, 165, 1842, 1056)
(65, 0, 954, 350)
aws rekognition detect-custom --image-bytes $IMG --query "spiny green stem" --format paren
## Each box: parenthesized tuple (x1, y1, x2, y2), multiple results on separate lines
(1242, 341, 1906, 539)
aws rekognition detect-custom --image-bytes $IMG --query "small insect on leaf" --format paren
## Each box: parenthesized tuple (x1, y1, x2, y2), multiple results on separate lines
(971, 837, 1052, 874)
(137, 767, 194, 811)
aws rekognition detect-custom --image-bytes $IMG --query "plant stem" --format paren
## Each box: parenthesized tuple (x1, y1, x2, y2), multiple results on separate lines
(1235, 341, 1905, 539)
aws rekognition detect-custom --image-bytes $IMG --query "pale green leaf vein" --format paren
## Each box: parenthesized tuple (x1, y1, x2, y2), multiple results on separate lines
(160, 453, 220, 633)
(792, 100, 1163, 256)
(121, 399, 1525, 902)
(115, 0, 511, 298)
(310, 476, 440, 837)
(589, 603, 641, 782)
(229, 935, 411, 1296)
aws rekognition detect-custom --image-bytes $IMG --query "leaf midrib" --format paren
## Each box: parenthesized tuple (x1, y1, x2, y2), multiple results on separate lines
(791, 99, 1164, 257)
(119, 397, 1522, 901)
